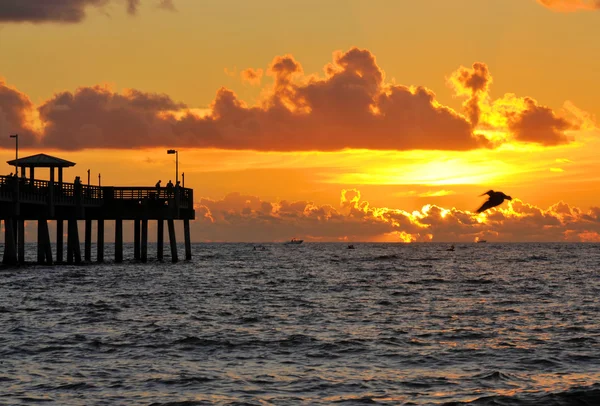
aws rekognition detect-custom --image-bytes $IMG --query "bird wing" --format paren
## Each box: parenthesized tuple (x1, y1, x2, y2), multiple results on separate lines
(476, 199, 495, 213)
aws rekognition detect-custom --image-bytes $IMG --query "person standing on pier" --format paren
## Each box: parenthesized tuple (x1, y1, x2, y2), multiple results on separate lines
(155, 180, 161, 199)
(166, 180, 174, 198)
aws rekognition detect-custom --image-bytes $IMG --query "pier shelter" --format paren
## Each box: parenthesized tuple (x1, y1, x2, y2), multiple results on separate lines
(1, 153, 195, 265)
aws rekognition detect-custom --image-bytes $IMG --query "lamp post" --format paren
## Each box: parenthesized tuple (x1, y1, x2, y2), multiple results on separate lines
(9, 134, 18, 178)
(9, 134, 19, 263)
(167, 149, 178, 184)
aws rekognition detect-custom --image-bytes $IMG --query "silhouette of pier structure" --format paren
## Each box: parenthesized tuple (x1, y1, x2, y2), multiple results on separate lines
(0, 154, 195, 265)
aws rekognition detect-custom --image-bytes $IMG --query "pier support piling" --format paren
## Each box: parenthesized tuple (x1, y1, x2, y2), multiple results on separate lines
(2, 219, 17, 265)
(84, 218, 92, 262)
(37, 219, 53, 265)
(18, 219, 25, 264)
(97, 219, 104, 263)
(67, 219, 81, 264)
(56, 220, 64, 263)
(115, 219, 123, 263)
(184, 218, 192, 261)
(168, 219, 178, 263)
(141, 219, 148, 263)
(157, 219, 164, 261)
(134, 219, 140, 260)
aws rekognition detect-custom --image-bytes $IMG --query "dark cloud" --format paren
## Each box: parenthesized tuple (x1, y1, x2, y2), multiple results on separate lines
(38, 85, 186, 150)
(0, 48, 591, 151)
(0, 0, 174, 23)
(240, 68, 264, 86)
(507, 97, 574, 145)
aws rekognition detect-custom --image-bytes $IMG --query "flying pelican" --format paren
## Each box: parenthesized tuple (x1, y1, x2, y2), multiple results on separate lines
(476, 190, 512, 213)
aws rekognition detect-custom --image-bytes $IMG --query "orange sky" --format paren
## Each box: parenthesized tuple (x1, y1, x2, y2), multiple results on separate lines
(1, 0, 599, 242)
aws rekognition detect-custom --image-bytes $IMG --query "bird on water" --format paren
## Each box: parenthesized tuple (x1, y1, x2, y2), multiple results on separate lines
(476, 190, 512, 213)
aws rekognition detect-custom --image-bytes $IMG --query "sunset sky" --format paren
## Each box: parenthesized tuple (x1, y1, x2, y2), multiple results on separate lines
(1, 0, 600, 242)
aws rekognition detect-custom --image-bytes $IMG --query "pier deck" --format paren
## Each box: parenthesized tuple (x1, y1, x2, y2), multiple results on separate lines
(0, 175, 195, 265)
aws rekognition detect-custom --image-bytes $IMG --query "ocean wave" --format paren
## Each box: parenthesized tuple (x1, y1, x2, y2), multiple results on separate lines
(442, 384, 600, 405)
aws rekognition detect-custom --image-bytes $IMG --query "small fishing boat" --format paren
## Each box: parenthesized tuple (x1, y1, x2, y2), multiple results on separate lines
(285, 238, 303, 245)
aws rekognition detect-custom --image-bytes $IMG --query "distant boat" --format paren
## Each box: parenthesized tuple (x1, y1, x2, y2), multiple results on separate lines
(347, 244, 355, 249)
(477, 239, 487, 243)
(285, 238, 303, 245)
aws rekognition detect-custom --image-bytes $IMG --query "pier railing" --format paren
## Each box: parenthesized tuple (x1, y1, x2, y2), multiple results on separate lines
(0, 175, 193, 209)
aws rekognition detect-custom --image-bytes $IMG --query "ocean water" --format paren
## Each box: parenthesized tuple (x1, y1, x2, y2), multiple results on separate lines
(1, 242, 599, 405)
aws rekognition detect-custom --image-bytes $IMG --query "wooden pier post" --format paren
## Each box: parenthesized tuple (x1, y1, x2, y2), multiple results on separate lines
(167, 218, 178, 263)
(67, 218, 81, 264)
(141, 219, 148, 263)
(115, 218, 123, 263)
(134, 219, 140, 260)
(84, 218, 92, 262)
(56, 220, 63, 263)
(37, 219, 53, 265)
(2, 219, 17, 265)
(37, 220, 44, 264)
(18, 219, 25, 264)
(42, 220, 53, 265)
(97, 219, 104, 263)
(184, 218, 192, 260)
(157, 219, 164, 261)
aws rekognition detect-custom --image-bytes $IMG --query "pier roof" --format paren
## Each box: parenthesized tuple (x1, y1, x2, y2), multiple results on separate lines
(7, 153, 76, 168)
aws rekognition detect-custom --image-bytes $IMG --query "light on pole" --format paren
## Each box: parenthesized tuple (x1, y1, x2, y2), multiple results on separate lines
(167, 149, 178, 184)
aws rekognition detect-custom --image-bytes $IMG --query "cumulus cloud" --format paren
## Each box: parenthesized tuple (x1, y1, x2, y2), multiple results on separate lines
(0, 0, 175, 23)
(448, 63, 580, 145)
(190, 190, 600, 243)
(537, 0, 600, 12)
(448, 62, 492, 127)
(240, 68, 264, 86)
(0, 48, 593, 151)
(0, 78, 37, 147)
(38, 85, 187, 150)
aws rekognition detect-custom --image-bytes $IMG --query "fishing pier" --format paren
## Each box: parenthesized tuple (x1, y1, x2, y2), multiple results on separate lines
(0, 154, 195, 265)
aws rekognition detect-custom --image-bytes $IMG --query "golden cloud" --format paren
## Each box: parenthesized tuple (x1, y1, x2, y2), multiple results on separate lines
(538, 0, 600, 12)
(190, 190, 600, 242)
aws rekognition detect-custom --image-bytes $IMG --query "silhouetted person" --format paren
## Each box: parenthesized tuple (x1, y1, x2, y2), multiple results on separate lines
(476, 190, 512, 213)
(166, 180, 174, 198)
(155, 180, 161, 199)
